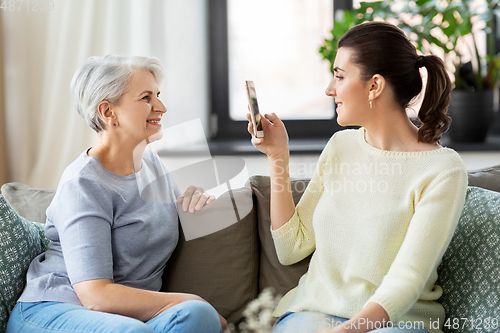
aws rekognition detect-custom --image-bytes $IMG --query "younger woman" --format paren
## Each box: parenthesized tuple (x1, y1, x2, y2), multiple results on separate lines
(248, 22, 467, 333)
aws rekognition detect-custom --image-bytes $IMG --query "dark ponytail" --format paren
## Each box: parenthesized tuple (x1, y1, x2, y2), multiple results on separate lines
(417, 55, 452, 143)
(338, 22, 452, 143)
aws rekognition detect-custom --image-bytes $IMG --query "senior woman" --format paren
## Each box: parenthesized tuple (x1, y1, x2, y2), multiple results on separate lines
(6, 55, 226, 333)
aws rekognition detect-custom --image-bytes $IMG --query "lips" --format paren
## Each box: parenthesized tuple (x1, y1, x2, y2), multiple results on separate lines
(146, 118, 161, 124)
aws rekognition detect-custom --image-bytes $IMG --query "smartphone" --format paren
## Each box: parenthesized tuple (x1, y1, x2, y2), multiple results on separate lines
(245, 80, 264, 138)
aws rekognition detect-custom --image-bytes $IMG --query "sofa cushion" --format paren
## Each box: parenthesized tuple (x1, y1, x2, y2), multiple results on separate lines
(161, 185, 259, 325)
(0, 183, 55, 223)
(249, 175, 312, 298)
(467, 164, 500, 193)
(0, 195, 49, 332)
(437, 187, 500, 333)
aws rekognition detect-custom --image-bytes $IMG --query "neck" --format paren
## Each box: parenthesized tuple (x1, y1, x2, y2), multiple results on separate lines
(362, 107, 423, 152)
(88, 132, 147, 176)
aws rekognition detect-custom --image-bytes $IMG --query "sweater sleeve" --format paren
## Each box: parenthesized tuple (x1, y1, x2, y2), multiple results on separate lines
(270, 135, 335, 265)
(366, 165, 468, 322)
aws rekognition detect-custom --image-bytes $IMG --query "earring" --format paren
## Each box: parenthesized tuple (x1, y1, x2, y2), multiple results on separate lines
(113, 123, 117, 127)
(369, 100, 373, 109)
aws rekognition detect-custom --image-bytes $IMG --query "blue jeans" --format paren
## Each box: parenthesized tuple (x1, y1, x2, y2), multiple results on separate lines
(273, 312, 430, 333)
(6, 300, 221, 333)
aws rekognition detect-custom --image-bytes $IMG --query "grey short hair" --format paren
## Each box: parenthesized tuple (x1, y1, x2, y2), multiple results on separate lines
(70, 55, 164, 133)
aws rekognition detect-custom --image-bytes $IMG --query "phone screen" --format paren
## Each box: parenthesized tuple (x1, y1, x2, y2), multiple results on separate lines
(245, 80, 264, 137)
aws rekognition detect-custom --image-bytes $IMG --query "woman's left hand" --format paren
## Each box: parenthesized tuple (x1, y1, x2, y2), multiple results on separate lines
(177, 186, 215, 213)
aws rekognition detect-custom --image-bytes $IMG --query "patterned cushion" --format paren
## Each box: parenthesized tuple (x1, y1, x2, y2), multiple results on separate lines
(437, 187, 500, 333)
(0, 195, 49, 332)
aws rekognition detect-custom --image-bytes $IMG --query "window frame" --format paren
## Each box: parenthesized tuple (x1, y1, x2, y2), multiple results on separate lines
(208, 0, 349, 140)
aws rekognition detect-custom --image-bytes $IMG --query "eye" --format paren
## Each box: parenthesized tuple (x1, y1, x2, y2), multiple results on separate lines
(335, 75, 343, 81)
(142, 95, 151, 102)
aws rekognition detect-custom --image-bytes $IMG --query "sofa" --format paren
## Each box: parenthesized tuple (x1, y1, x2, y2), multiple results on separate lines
(1, 166, 500, 333)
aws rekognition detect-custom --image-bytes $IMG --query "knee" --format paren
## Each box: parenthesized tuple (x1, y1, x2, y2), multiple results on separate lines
(177, 300, 221, 333)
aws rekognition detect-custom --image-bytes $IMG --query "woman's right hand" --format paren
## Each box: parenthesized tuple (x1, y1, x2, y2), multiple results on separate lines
(246, 112, 289, 159)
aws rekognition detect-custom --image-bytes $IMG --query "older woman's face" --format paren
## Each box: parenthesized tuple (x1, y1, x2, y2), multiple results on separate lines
(112, 70, 166, 143)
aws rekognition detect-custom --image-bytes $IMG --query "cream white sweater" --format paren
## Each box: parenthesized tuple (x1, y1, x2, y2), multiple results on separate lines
(271, 128, 467, 333)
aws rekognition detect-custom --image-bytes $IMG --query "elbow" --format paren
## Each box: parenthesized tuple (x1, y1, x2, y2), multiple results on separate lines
(73, 279, 114, 313)
(81, 301, 102, 312)
(276, 250, 313, 266)
(277, 257, 292, 266)
(78, 294, 110, 313)
(273, 233, 315, 266)
(277, 253, 297, 266)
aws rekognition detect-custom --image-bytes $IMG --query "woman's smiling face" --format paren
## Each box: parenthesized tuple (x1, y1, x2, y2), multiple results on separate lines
(325, 47, 371, 127)
(112, 70, 166, 143)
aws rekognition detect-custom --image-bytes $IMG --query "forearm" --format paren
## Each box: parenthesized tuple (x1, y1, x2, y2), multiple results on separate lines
(268, 152, 295, 231)
(74, 279, 203, 322)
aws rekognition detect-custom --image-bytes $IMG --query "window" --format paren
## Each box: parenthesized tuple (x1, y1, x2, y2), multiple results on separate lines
(209, 0, 345, 140)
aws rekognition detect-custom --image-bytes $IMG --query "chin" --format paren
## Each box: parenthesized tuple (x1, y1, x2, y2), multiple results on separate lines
(147, 130, 164, 144)
(336, 117, 350, 127)
(336, 114, 360, 128)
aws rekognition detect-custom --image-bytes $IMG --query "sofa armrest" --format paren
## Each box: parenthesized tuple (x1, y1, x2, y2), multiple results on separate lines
(467, 164, 500, 193)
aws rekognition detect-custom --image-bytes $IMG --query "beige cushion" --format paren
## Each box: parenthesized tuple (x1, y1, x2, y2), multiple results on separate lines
(467, 164, 500, 193)
(0, 182, 55, 223)
(161, 185, 259, 325)
(249, 175, 312, 298)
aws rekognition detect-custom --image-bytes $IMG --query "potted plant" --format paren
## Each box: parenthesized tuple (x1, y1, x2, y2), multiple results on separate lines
(320, 0, 500, 142)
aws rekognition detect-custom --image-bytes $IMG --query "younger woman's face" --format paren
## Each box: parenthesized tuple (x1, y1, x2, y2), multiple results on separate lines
(325, 47, 372, 127)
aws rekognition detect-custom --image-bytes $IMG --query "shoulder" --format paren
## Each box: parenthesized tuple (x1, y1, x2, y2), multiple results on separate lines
(328, 128, 359, 143)
(47, 175, 114, 226)
(414, 148, 467, 195)
(322, 129, 359, 153)
(54, 176, 112, 210)
(437, 147, 465, 167)
(55, 151, 116, 202)
(58, 151, 104, 188)
(423, 147, 467, 180)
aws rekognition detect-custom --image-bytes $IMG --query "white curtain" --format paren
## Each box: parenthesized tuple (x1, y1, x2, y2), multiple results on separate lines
(2, 0, 209, 189)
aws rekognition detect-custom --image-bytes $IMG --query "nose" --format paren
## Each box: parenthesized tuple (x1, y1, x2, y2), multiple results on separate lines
(325, 77, 336, 97)
(153, 97, 167, 114)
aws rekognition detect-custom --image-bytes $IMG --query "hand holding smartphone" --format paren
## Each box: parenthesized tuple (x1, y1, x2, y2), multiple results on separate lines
(245, 80, 264, 138)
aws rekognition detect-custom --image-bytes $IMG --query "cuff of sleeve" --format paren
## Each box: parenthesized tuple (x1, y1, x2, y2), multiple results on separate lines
(270, 211, 298, 240)
(364, 296, 399, 323)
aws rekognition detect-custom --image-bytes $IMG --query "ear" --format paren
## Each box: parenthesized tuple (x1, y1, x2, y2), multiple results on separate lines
(367, 74, 386, 101)
(97, 100, 116, 126)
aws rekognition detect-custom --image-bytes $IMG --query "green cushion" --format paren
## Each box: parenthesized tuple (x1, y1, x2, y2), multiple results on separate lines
(0, 195, 49, 332)
(438, 187, 500, 333)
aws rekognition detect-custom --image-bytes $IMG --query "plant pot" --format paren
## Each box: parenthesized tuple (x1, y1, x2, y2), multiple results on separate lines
(448, 90, 497, 143)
